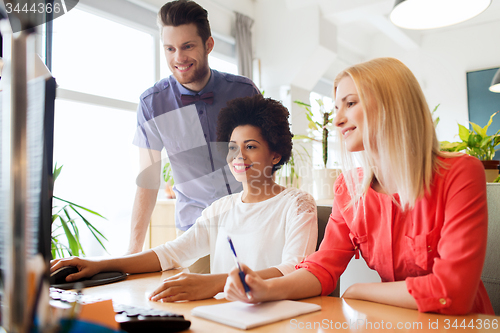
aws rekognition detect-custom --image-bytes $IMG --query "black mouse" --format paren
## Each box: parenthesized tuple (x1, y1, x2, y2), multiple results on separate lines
(50, 266, 79, 285)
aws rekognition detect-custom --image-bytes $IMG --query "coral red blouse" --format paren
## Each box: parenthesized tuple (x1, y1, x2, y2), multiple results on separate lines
(297, 154, 494, 315)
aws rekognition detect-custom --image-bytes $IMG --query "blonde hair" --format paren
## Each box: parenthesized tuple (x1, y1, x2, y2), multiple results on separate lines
(334, 57, 446, 210)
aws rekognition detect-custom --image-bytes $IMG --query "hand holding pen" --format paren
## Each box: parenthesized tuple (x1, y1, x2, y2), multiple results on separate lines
(227, 236, 251, 300)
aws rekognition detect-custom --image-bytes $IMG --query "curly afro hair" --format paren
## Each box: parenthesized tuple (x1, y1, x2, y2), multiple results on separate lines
(216, 94, 293, 173)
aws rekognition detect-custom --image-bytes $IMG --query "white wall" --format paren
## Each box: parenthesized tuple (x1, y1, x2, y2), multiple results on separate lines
(253, 0, 321, 99)
(367, 19, 500, 142)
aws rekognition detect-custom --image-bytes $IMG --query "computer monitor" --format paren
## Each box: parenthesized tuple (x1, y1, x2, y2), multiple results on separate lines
(0, 47, 56, 331)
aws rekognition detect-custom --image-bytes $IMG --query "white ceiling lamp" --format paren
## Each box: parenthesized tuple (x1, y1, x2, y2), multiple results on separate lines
(390, 0, 491, 30)
(490, 69, 500, 93)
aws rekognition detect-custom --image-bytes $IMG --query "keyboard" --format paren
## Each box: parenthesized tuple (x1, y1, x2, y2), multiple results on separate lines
(50, 287, 191, 333)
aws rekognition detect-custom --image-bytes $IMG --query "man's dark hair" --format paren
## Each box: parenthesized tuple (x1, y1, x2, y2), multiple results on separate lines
(217, 95, 293, 173)
(157, 0, 211, 44)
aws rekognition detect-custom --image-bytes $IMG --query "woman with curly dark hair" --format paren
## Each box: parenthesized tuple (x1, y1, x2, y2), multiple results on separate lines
(51, 94, 317, 302)
(217, 94, 293, 199)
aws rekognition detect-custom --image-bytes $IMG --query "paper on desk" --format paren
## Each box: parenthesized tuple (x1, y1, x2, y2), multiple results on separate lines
(191, 300, 321, 330)
(213, 292, 225, 300)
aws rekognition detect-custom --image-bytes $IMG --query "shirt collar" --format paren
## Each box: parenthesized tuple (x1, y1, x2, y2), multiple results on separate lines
(174, 69, 214, 96)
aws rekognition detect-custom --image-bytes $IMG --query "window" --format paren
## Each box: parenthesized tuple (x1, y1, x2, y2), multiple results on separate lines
(51, 7, 155, 256)
(52, 9, 155, 103)
(309, 92, 340, 168)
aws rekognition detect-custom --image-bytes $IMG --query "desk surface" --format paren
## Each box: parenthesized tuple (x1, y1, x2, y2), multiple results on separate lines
(83, 270, 499, 332)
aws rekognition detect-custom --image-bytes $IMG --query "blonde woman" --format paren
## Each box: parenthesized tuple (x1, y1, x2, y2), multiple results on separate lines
(224, 58, 494, 315)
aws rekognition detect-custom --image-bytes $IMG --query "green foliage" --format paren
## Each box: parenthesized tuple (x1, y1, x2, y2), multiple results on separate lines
(275, 142, 310, 188)
(51, 164, 108, 259)
(432, 104, 440, 127)
(162, 162, 174, 185)
(293, 99, 334, 168)
(440, 111, 500, 160)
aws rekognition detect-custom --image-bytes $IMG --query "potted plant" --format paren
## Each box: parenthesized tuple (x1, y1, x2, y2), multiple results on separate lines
(440, 111, 500, 182)
(294, 99, 340, 200)
(52, 164, 108, 258)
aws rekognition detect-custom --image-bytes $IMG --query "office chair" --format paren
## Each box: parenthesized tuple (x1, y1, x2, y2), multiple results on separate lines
(316, 205, 341, 297)
(482, 183, 500, 315)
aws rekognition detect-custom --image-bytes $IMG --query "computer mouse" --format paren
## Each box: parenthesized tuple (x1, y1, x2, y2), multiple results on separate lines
(50, 266, 79, 285)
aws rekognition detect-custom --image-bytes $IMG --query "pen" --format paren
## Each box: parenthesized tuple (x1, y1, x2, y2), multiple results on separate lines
(227, 236, 251, 299)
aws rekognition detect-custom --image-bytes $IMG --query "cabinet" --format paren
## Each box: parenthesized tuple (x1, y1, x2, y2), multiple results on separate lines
(144, 199, 177, 250)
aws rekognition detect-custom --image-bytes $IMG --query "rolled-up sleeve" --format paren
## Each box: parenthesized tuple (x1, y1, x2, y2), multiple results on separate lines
(406, 156, 489, 314)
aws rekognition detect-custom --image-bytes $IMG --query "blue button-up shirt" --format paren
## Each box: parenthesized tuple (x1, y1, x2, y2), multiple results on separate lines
(133, 70, 260, 230)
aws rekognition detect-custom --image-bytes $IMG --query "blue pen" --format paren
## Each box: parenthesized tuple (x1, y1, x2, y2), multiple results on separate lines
(227, 236, 251, 299)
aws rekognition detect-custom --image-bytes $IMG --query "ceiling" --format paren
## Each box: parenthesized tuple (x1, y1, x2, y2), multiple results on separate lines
(134, 0, 500, 84)
(280, 0, 500, 82)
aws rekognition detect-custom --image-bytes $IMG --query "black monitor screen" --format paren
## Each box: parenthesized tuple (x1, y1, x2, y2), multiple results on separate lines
(0, 73, 56, 327)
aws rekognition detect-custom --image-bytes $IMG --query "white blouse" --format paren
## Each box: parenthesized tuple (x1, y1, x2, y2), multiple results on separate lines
(152, 187, 318, 275)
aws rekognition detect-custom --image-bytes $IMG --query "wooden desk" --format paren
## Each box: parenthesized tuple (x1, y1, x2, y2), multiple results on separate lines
(83, 271, 499, 332)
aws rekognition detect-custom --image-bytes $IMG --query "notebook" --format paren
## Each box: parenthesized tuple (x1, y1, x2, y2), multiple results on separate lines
(191, 300, 321, 330)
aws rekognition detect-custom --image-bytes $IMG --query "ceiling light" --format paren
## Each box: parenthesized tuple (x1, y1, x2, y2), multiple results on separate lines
(490, 69, 500, 93)
(390, 0, 491, 30)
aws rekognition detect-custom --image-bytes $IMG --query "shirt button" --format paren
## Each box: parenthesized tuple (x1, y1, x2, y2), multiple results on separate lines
(428, 246, 432, 253)
(198, 110, 204, 115)
(439, 298, 447, 305)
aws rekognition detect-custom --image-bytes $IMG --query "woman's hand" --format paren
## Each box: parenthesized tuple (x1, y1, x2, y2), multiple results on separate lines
(149, 272, 226, 302)
(224, 264, 272, 303)
(50, 257, 103, 282)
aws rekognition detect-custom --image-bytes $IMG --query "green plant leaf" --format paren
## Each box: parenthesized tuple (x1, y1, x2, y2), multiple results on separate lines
(440, 141, 459, 151)
(483, 111, 498, 135)
(493, 135, 500, 148)
(52, 164, 109, 259)
(458, 124, 470, 142)
(479, 136, 493, 148)
(70, 205, 108, 253)
(162, 162, 174, 184)
(294, 100, 311, 108)
(470, 122, 486, 138)
(292, 134, 319, 142)
(59, 216, 79, 256)
(53, 196, 107, 220)
(305, 113, 313, 123)
(53, 163, 63, 182)
(63, 207, 85, 256)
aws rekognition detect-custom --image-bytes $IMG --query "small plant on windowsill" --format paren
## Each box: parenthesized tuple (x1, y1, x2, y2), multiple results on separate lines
(294, 99, 335, 168)
(293, 99, 339, 200)
(51, 164, 108, 259)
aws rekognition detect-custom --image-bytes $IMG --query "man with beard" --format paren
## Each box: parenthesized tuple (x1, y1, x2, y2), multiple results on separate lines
(128, 0, 260, 272)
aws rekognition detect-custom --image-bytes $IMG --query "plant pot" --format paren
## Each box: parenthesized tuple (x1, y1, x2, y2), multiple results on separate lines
(481, 160, 499, 183)
(312, 168, 341, 200)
